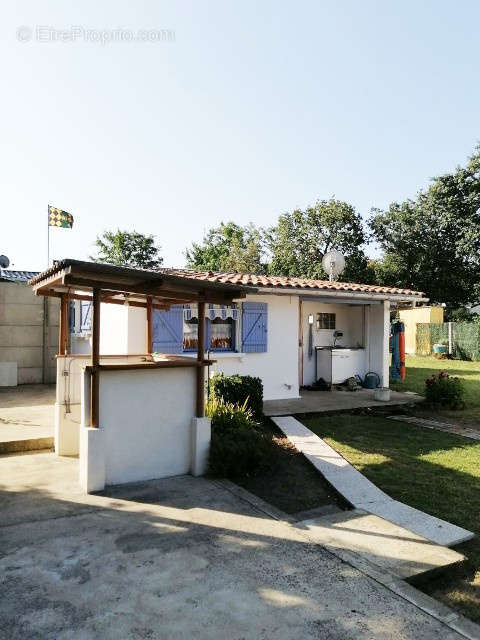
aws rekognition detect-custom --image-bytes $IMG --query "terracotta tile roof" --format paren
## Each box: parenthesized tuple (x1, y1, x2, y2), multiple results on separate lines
(160, 268, 425, 297)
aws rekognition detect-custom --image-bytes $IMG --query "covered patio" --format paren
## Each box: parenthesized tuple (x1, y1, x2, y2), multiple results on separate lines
(264, 388, 423, 417)
(29, 259, 251, 491)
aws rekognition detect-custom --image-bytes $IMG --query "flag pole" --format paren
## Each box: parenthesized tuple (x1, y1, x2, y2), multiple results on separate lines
(47, 205, 50, 267)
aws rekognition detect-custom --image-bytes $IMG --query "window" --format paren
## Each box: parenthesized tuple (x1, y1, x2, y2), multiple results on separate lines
(153, 302, 267, 355)
(316, 312, 336, 330)
(182, 305, 236, 352)
(209, 317, 234, 350)
(69, 300, 92, 335)
(183, 317, 199, 351)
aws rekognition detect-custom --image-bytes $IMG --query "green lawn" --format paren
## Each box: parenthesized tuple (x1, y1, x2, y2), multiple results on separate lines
(391, 355, 480, 426)
(301, 413, 480, 622)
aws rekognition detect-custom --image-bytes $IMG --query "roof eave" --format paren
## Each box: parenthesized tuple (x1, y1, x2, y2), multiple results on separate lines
(245, 286, 428, 303)
(29, 259, 256, 305)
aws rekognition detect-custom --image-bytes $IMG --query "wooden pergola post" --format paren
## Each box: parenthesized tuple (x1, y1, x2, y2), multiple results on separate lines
(58, 293, 69, 356)
(146, 296, 153, 354)
(196, 301, 206, 417)
(90, 288, 101, 427)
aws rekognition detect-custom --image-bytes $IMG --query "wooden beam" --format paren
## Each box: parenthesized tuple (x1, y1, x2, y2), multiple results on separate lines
(101, 297, 171, 310)
(62, 275, 240, 304)
(39, 289, 93, 302)
(37, 289, 172, 313)
(31, 267, 70, 294)
(62, 275, 183, 297)
(90, 288, 101, 428)
(84, 360, 214, 372)
(196, 301, 206, 417)
(146, 296, 153, 354)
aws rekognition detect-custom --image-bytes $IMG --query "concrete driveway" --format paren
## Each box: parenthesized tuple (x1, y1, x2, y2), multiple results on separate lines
(0, 453, 465, 640)
(0, 385, 55, 450)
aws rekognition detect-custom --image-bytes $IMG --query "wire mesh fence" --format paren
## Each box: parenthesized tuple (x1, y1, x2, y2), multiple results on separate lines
(416, 322, 480, 361)
(453, 323, 480, 361)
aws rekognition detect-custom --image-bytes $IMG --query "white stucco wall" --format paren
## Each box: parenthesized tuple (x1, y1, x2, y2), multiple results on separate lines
(366, 301, 390, 387)
(55, 356, 88, 455)
(55, 354, 158, 456)
(209, 294, 300, 400)
(126, 306, 147, 353)
(96, 293, 300, 401)
(83, 303, 148, 355)
(94, 292, 391, 400)
(97, 367, 196, 485)
(99, 304, 129, 354)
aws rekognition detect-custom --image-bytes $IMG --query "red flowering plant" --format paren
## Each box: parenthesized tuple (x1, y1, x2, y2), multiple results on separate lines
(424, 371, 464, 409)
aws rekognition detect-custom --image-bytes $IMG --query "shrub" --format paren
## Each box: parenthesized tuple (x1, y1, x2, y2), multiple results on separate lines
(424, 371, 464, 409)
(209, 428, 274, 478)
(206, 397, 258, 435)
(209, 374, 264, 420)
(206, 396, 273, 478)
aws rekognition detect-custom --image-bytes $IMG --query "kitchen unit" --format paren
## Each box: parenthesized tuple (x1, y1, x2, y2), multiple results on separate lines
(315, 347, 366, 385)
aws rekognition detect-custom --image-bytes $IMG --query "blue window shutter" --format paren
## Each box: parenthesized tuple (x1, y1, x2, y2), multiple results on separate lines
(80, 301, 92, 332)
(242, 302, 268, 353)
(152, 305, 183, 354)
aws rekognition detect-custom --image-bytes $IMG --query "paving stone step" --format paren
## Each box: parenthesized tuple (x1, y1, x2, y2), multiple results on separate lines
(387, 415, 480, 441)
(297, 509, 466, 581)
(0, 437, 54, 455)
(272, 416, 474, 547)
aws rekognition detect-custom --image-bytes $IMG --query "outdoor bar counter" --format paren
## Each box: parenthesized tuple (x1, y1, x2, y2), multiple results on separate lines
(30, 259, 252, 492)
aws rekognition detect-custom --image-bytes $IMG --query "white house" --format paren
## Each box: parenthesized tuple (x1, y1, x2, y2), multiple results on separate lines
(30, 260, 426, 493)
(73, 269, 427, 401)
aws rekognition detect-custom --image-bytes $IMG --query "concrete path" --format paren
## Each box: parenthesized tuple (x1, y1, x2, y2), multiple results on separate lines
(297, 509, 464, 582)
(264, 388, 423, 417)
(0, 384, 54, 452)
(0, 452, 471, 640)
(271, 416, 474, 548)
(388, 415, 480, 441)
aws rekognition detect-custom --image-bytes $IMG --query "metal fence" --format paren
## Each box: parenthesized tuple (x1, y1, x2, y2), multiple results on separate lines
(416, 322, 480, 361)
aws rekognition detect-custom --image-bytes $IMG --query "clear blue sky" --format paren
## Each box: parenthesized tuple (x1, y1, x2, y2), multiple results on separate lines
(2, 1, 479, 271)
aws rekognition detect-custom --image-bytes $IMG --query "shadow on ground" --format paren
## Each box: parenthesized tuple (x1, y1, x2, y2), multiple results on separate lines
(0, 451, 464, 640)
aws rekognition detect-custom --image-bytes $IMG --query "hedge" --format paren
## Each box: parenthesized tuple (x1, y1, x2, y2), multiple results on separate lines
(209, 374, 264, 419)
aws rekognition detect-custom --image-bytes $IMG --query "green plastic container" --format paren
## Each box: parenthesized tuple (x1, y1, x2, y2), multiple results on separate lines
(363, 372, 380, 389)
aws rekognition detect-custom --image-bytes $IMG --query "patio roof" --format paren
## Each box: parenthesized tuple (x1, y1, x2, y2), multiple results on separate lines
(30, 259, 255, 427)
(29, 258, 254, 307)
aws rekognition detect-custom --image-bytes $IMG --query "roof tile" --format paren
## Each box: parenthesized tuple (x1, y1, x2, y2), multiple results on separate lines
(159, 268, 424, 297)
(0, 269, 39, 283)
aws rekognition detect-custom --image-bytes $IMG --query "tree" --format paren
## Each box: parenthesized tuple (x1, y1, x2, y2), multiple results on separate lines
(91, 229, 163, 269)
(185, 222, 267, 273)
(370, 146, 480, 308)
(267, 199, 370, 282)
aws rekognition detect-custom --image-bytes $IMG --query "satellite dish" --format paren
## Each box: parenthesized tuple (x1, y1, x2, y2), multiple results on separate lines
(322, 250, 345, 282)
(0, 255, 10, 268)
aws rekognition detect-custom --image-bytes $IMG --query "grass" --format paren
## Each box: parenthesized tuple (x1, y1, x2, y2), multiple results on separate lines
(235, 421, 343, 515)
(391, 355, 480, 426)
(301, 412, 480, 622)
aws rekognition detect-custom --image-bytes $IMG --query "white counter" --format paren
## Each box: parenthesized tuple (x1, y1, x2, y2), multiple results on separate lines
(316, 348, 366, 384)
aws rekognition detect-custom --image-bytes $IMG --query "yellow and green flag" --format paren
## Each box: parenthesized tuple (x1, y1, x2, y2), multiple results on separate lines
(48, 205, 74, 229)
